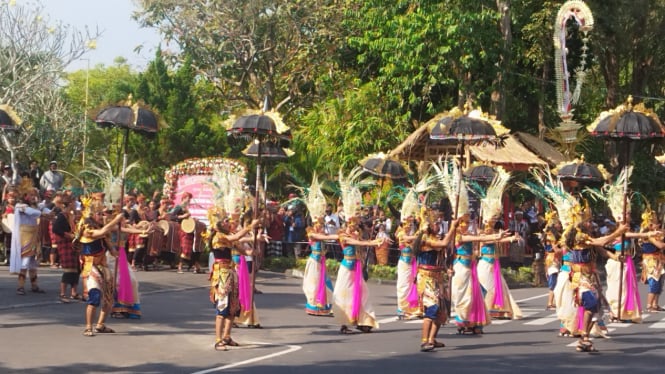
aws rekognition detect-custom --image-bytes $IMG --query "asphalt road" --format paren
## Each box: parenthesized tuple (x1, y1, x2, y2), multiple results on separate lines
(1, 263, 664, 374)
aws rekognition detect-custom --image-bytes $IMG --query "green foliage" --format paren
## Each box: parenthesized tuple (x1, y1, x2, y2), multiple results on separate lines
(261, 256, 297, 273)
(368, 264, 397, 281)
(502, 266, 534, 286)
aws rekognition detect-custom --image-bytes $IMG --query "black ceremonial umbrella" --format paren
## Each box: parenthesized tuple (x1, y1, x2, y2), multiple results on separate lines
(0, 105, 21, 132)
(464, 164, 496, 182)
(227, 104, 291, 326)
(242, 140, 293, 160)
(94, 95, 165, 298)
(588, 96, 665, 319)
(554, 157, 606, 191)
(359, 152, 409, 205)
(94, 96, 165, 207)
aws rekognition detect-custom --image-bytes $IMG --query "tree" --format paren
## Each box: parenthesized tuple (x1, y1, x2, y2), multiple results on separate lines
(0, 0, 99, 175)
(135, 0, 346, 113)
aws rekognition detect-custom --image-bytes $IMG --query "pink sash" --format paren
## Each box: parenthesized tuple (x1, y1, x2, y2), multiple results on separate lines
(315, 255, 328, 307)
(237, 256, 252, 311)
(624, 257, 642, 313)
(468, 260, 488, 324)
(407, 260, 419, 308)
(492, 260, 505, 309)
(351, 260, 363, 320)
(116, 247, 134, 305)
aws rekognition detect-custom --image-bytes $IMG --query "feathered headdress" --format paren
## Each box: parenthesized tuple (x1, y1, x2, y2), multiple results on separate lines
(339, 167, 364, 221)
(292, 173, 327, 221)
(480, 166, 510, 226)
(518, 168, 579, 228)
(401, 171, 435, 223)
(207, 163, 247, 226)
(585, 166, 632, 223)
(80, 192, 106, 219)
(431, 156, 468, 218)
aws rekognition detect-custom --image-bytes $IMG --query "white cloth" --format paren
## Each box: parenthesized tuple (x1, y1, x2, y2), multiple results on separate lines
(9, 205, 42, 274)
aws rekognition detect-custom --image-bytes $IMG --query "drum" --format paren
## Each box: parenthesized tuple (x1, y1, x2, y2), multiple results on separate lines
(2, 213, 14, 233)
(147, 225, 165, 257)
(181, 217, 196, 233)
(163, 221, 181, 254)
(136, 221, 151, 238)
(157, 220, 170, 235)
(193, 220, 208, 252)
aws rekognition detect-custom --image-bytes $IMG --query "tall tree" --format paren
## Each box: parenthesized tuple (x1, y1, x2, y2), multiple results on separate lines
(0, 0, 99, 173)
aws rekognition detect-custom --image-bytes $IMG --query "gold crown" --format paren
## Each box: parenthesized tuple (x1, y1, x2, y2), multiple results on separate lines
(641, 206, 658, 230)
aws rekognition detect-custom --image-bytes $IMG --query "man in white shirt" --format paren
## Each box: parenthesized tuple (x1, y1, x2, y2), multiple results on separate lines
(40, 161, 64, 192)
(323, 204, 340, 235)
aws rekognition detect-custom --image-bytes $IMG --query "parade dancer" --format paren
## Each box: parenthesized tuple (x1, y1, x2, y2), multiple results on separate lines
(77, 194, 125, 336)
(51, 194, 81, 302)
(415, 207, 458, 351)
(542, 211, 562, 310)
(208, 211, 260, 351)
(298, 174, 336, 316)
(640, 208, 665, 312)
(334, 168, 388, 334)
(475, 167, 522, 320)
(395, 174, 430, 320)
(10, 178, 48, 296)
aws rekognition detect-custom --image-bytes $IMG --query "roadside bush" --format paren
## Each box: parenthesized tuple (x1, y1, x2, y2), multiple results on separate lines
(261, 256, 297, 273)
(369, 264, 397, 280)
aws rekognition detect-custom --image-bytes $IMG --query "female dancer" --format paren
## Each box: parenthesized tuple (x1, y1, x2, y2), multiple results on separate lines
(395, 216, 422, 319)
(335, 214, 388, 333)
(640, 209, 665, 312)
(563, 211, 628, 352)
(209, 215, 260, 351)
(298, 174, 336, 316)
(474, 167, 522, 320)
(451, 213, 510, 333)
(542, 212, 562, 310)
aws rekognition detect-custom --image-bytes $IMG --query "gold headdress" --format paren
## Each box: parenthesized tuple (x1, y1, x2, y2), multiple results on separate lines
(80, 193, 106, 218)
(480, 166, 510, 226)
(16, 176, 37, 201)
(641, 203, 658, 230)
(339, 167, 364, 221)
(432, 156, 468, 218)
(544, 210, 559, 228)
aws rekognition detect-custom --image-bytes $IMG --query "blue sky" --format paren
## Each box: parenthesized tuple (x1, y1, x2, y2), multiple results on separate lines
(40, 0, 163, 72)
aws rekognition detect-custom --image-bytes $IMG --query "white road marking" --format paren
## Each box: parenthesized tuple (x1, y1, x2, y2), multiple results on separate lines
(191, 342, 302, 374)
(525, 315, 558, 326)
(377, 316, 399, 324)
(516, 293, 548, 303)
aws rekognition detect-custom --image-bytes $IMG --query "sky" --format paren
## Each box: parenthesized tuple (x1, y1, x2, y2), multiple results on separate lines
(39, 0, 164, 72)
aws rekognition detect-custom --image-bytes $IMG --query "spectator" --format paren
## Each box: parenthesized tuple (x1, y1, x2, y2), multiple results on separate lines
(289, 207, 306, 257)
(266, 206, 285, 257)
(1, 165, 12, 194)
(40, 161, 64, 192)
(29, 160, 42, 189)
(323, 203, 340, 235)
(508, 210, 529, 269)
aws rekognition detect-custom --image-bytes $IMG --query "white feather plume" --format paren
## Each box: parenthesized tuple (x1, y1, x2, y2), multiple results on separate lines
(480, 166, 510, 225)
(339, 167, 364, 219)
(432, 156, 468, 217)
(400, 171, 435, 222)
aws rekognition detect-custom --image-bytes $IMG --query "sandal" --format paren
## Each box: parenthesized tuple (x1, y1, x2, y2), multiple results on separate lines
(340, 325, 352, 334)
(59, 294, 70, 303)
(420, 342, 435, 352)
(222, 337, 239, 347)
(70, 294, 82, 301)
(432, 340, 445, 348)
(83, 328, 95, 337)
(214, 340, 227, 351)
(545, 305, 556, 310)
(356, 325, 372, 333)
(16, 287, 25, 296)
(94, 324, 116, 333)
(31, 287, 46, 294)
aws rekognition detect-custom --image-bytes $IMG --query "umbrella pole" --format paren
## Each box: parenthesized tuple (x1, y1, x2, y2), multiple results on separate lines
(250, 141, 262, 326)
(114, 128, 130, 301)
(616, 144, 630, 321)
(447, 145, 464, 317)
(375, 179, 385, 207)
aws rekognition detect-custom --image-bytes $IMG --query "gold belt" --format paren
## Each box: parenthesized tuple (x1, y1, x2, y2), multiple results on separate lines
(643, 253, 660, 258)
(456, 255, 471, 259)
(570, 263, 594, 273)
(343, 255, 357, 261)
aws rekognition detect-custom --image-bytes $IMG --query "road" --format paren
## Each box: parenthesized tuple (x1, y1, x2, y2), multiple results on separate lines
(1, 263, 664, 373)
